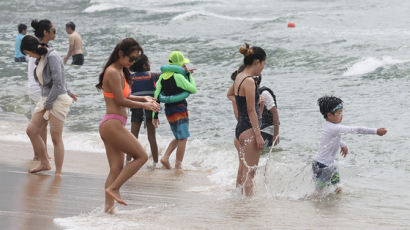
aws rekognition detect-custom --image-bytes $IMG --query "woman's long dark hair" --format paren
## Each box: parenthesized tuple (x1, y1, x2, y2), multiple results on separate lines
(31, 19, 52, 39)
(20, 35, 48, 55)
(96, 38, 143, 89)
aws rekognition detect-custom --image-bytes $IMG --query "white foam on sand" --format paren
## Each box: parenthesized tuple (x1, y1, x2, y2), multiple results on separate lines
(343, 56, 409, 76)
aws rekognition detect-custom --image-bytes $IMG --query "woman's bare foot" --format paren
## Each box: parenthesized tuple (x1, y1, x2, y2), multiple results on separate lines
(33, 155, 52, 161)
(160, 158, 171, 169)
(105, 188, 127, 206)
(29, 164, 51, 173)
(175, 161, 182, 169)
(105, 202, 115, 214)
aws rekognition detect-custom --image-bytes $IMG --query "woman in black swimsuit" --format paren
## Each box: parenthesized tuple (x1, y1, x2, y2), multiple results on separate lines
(227, 43, 266, 196)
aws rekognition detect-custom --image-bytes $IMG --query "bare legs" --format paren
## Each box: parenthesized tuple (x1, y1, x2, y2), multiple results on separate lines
(33, 124, 50, 161)
(100, 119, 148, 213)
(27, 112, 65, 175)
(236, 129, 261, 196)
(27, 111, 51, 173)
(128, 121, 158, 164)
(160, 138, 187, 169)
(49, 115, 65, 175)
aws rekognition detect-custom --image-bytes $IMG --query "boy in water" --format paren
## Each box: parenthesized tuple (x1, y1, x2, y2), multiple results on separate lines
(15, 24, 27, 62)
(313, 96, 387, 192)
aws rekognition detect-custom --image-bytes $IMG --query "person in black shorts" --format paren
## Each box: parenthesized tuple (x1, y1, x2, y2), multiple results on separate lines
(127, 54, 161, 166)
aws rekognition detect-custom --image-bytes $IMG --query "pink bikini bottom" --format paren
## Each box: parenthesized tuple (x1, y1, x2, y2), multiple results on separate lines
(99, 114, 127, 130)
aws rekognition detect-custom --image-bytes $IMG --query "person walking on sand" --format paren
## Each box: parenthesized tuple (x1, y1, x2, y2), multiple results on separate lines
(28, 19, 56, 161)
(21, 35, 77, 175)
(227, 43, 266, 196)
(126, 54, 161, 167)
(96, 38, 160, 213)
(63, 22, 84, 65)
(152, 51, 197, 170)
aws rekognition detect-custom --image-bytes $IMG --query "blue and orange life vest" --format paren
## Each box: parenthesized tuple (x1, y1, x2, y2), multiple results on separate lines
(131, 72, 160, 97)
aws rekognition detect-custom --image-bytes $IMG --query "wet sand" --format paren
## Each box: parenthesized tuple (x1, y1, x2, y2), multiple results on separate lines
(0, 140, 217, 230)
(1, 140, 409, 230)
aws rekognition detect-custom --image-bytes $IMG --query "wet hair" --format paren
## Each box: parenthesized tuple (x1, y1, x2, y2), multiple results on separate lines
(18, 24, 27, 33)
(96, 38, 144, 89)
(230, 64, 245, 81)
(239, 43, 266, 67)
(66, 21, 75, 31)
(317, 95, 343, 118)
(130, 54, 148, 72)
(20, 35, 48, 56)
(31, 19, 52, 39)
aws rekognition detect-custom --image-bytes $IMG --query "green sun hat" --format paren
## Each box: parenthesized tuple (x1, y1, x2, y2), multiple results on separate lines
(168, 51, 190, 67)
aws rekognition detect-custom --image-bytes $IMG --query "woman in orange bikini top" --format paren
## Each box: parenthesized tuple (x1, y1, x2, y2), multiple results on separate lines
(95, 38, 160, 213)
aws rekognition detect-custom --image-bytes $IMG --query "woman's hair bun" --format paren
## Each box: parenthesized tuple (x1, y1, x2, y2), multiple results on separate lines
(239, 43, 253, 57)
(31, 19, 39, 30)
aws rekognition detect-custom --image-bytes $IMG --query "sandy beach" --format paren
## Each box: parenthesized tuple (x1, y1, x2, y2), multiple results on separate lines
(1, 139, 410, 230)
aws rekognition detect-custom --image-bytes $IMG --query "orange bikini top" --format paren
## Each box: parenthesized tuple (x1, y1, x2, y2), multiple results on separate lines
(103, 75, 131, 99)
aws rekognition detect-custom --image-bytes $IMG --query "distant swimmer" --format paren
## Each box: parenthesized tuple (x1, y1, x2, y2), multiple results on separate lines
(63, 21, 84, 65)
(227, 43, 266, 196)
(313, 96, 387, 193)
(15, 23, 27, 62)
(152, 51, 197, 170)
(96, 38, 159, 213)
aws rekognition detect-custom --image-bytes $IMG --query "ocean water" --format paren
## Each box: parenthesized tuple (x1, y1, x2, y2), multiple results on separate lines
(1, 0, 410, 229)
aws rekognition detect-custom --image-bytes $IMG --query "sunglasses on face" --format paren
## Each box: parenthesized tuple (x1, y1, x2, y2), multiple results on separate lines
(128, 56, 139, 63)
(50, 28, 56, 34)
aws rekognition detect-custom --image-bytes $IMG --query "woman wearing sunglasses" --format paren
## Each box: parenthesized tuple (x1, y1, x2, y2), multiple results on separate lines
(96, 38, 160, 213)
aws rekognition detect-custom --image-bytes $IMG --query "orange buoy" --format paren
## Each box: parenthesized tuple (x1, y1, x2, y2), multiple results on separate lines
(287, 22, 295, 28)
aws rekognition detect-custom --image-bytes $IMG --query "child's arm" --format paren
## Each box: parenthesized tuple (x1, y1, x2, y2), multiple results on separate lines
(152, 75, 163, 124)
(337, 124, 377, 135)
(227, 84, 238, 120)
(174, 73, 196, 94)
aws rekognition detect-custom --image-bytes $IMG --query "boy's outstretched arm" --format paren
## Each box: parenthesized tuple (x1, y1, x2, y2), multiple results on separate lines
(377, 128, 387, 136)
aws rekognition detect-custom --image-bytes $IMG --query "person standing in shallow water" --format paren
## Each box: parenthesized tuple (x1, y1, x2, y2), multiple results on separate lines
(313, 95, 387, 193)
(227, 43, 266, 196)
(96, 38, 160, 213)
(63, 21, 84, 65)
(15, 23, 27, 62)
(126, 54, 161, 166)
(152, 51, 197, 170)
(21, 35, 77, 175)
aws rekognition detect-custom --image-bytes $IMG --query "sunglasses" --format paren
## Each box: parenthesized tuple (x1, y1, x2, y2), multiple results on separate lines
(128, 56, 139, 63)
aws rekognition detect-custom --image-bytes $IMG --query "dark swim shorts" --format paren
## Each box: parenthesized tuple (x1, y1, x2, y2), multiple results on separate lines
(72, 54, 84, 65)
(131, 108, 152, 123)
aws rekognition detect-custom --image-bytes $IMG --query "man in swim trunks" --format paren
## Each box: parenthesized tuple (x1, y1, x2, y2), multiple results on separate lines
(63, 22, 84, 65)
